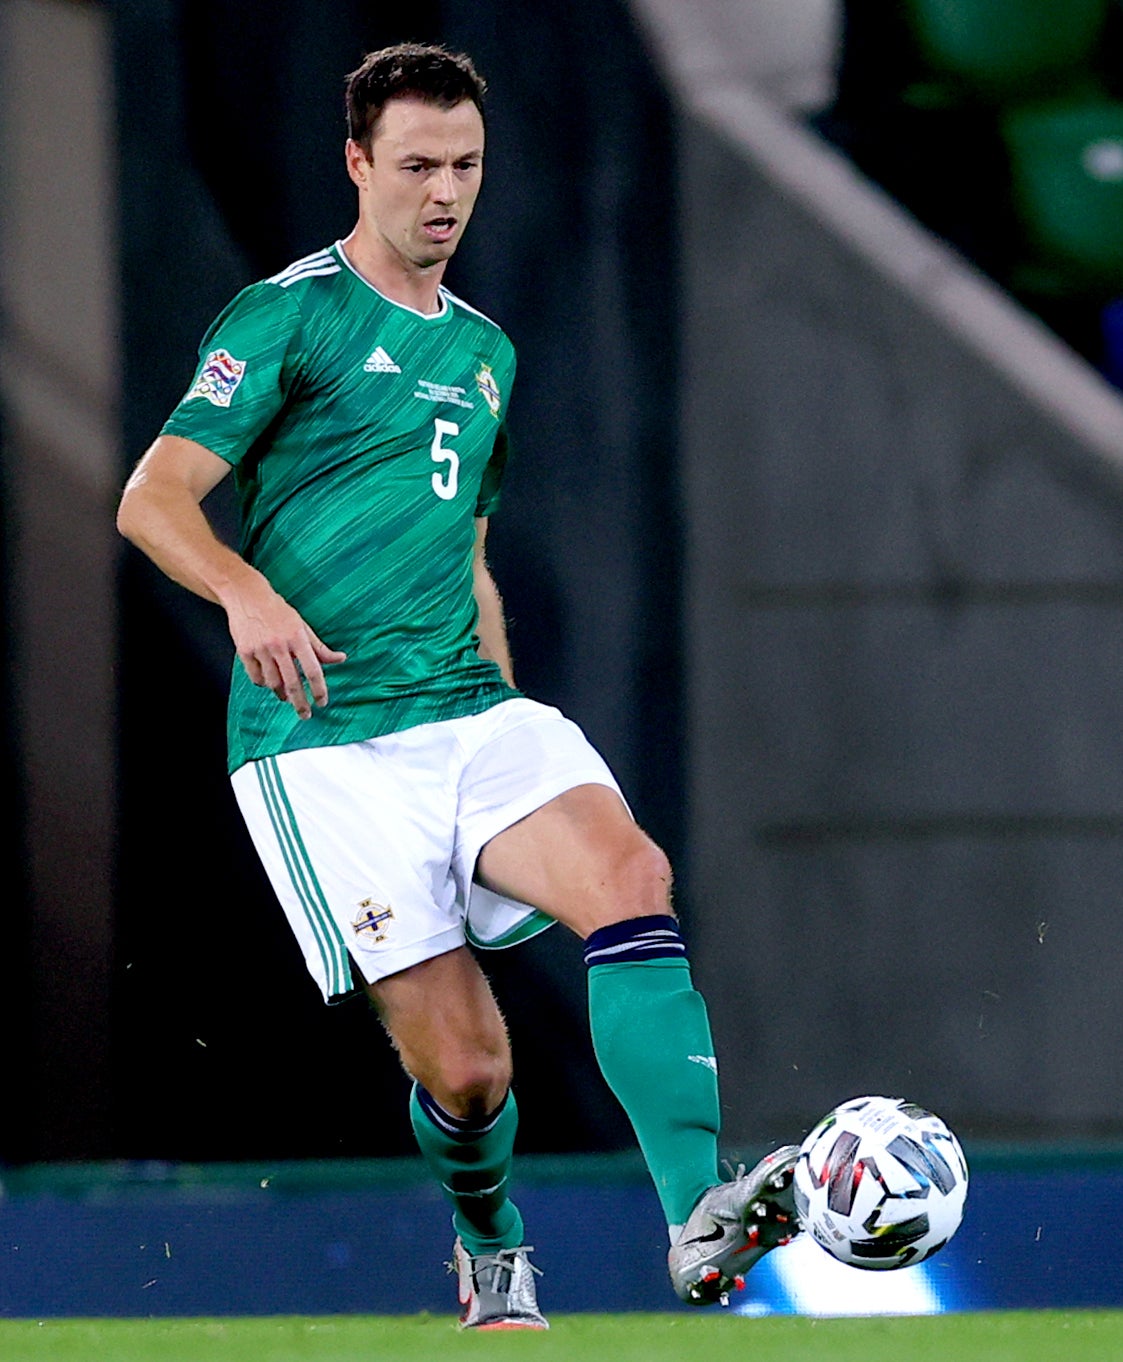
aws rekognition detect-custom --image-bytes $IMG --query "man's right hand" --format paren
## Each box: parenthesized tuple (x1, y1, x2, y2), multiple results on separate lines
(225, 579, 347, 719)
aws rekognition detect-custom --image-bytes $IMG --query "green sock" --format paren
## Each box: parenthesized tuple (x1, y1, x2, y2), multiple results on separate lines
(409, 1083, 525, 1255)
(588, 957, 721, 1227)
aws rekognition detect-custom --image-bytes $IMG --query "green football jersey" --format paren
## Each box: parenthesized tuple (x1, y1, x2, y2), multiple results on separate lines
(162, 241, 520, 772)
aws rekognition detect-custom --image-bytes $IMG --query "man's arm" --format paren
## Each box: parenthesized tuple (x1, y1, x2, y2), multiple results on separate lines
(117, 433, 345, 718)
(472, 517, 514, 687)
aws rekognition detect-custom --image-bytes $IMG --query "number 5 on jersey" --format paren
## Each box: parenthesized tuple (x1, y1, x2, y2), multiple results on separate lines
(430, 418, 460, 500)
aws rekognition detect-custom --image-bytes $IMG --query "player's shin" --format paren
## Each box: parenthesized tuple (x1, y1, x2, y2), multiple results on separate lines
(409, 1083, 525, 1254)
(585, 915, 721, 1231)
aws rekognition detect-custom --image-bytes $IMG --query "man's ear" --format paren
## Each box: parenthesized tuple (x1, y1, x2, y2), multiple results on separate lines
(345, 137, 372, 188)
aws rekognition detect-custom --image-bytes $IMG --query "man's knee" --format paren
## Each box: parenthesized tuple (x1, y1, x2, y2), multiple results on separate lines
(636, 837, 673, 898)
(420, 1048, 512, 1121)
(585, 833, 674, 931)
(367, 948, 514, 1117)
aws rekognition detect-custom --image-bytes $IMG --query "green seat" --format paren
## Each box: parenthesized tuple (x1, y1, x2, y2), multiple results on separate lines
(1001, 97, 1123, 297)
(901, 0, 1109, 103)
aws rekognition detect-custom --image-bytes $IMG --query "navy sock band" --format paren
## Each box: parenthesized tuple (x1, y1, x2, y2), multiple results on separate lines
(414, 1085, 510, 1144)
(583, 914, 687, 968)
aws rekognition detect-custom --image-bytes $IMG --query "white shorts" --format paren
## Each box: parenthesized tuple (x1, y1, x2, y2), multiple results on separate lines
(230, 697, 623, 1001)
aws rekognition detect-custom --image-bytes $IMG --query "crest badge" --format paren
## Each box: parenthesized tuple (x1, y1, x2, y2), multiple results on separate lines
(352, 899, 394, 946)
(186, 348, 247, 408)
(475, 363, 502, 418)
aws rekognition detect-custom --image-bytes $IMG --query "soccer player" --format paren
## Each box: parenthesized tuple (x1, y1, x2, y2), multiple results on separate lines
(116, 43, 799, 1328)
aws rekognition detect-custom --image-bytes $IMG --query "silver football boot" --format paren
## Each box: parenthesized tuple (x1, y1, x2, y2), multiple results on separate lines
(668, 1145, 801, 1306)
(451, 1238, 549, 1330)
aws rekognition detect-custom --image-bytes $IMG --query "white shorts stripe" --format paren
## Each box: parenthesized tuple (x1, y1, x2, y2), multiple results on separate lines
(255, 759, 334, 983)
(256, 756, 350, 997)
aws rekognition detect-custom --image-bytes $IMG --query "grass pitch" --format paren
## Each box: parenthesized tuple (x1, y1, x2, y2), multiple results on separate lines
(0, 1312, 1121, 1362)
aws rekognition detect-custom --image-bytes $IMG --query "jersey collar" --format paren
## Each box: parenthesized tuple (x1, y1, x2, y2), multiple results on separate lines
(332, 241, 451, 321)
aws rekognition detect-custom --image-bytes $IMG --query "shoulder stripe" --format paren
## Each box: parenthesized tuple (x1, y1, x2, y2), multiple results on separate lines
(275, 264, 341, 289)
(270, 260, 338, 285)
(438, 286, 502, 330)
(267, 249, 336, 284)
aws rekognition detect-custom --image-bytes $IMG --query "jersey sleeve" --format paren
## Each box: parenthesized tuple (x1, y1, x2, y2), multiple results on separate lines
(160, 282, 304, 466)
(475, 421, 510, 517)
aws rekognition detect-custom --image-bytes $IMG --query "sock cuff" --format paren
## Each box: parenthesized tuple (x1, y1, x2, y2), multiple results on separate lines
(583, 914, 687, 969)
(413, 1084, 512, 1144)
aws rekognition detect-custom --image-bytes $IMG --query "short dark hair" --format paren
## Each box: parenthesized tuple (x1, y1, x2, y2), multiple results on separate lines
(345, 43, 487, 154)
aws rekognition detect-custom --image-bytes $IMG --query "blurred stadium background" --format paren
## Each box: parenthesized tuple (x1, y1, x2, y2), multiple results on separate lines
(4, 0, 1123, 1319)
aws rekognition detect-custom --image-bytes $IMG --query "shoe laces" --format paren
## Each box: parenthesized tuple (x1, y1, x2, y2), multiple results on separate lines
(449, 1245, 543, 1285)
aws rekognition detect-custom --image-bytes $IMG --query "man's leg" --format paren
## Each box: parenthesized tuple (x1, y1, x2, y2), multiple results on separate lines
(476, 783, 798, 1303)
(583, 917, 721, 1224)
(365, 949, 547, 1329)
(366, 948, 522, 1252)
(475, 785, 721, 1223)
(230, 737, 547, 1326)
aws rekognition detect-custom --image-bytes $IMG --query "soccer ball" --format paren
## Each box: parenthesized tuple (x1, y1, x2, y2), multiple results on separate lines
(793, 1095, 968, 1270)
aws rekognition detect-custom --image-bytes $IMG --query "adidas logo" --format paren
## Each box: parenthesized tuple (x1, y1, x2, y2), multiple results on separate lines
(363, 345, 401, 374)
(688, 1054, 718, 1074)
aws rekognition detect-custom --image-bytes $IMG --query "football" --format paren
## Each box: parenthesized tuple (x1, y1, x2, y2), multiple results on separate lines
(792, 1095, 968, 1270)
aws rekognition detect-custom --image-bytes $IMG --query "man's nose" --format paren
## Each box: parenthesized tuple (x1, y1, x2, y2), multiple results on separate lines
(432, 166, 458, 204)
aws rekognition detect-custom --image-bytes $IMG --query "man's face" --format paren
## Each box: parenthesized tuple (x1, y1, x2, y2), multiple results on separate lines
(347, 96, 485, 270)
